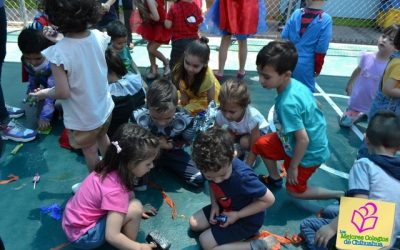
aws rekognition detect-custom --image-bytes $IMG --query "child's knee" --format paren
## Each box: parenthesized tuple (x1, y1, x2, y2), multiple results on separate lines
(199, 231, 216, 250)
(127, 199, 143, 220)
(239, 135, 250, 150)
(189, 215, 203, 231)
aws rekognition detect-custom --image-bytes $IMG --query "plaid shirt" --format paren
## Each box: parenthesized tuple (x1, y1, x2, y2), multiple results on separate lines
(166, 1, 203, 41)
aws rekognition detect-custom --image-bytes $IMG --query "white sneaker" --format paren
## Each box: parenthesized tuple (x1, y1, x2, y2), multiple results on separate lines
(1, 120, 37, 142)
(6, 105, 25, 118)
(71, 182, 82, 194)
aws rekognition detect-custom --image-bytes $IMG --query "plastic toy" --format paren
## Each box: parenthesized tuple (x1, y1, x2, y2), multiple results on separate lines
(146, 230, 171, 250)
(215, 214, 228, 224)
(33, 173, 40, 189)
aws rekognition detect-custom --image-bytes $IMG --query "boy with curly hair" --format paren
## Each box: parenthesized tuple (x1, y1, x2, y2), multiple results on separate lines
(189, 127, 276, 249)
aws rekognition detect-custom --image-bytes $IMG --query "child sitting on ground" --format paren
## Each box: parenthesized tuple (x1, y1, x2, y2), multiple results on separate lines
(132, 79, 205, 188)
(61, 124, 159, 249)
(339, 25, 398, 127)
(215, 78, 269, 166)
(281, 0, 332, 92)
(172, 37, 220, 116)
(18, 28, 55, 131)
(301, 111, 400, 250)
(106, 20, 141, 74)
(189, 127, 276, 249)
(253, 40, 344, 200)
(105, 47, 146, 137)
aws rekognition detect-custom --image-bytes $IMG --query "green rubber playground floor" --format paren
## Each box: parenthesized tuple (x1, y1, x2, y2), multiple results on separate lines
(0, 33, 372, 250)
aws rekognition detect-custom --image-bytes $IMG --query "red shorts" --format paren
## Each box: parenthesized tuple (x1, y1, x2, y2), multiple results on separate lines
(252, 132, 319, 193)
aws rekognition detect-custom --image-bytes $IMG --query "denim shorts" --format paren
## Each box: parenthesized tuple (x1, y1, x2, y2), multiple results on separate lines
(220, 30, 249, 41)
(72, 217, 106, 249)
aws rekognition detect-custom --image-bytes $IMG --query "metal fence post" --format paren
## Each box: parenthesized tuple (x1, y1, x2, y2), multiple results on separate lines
(18, 0, 28, 27)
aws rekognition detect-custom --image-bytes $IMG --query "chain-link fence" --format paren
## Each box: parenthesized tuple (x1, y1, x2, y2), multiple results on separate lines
(5, 0, 400, 44)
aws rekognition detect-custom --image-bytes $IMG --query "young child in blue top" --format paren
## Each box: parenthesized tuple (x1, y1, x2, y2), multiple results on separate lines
(300, 111, 400, 250)
(281, 0, 332, 92)
(253, 40, 343, 200)
(132, 79, 204, 188)
(18, 28, 55, 131)
(189, 127, 276, 250)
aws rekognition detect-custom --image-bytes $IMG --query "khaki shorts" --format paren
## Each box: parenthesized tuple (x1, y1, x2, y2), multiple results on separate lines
(68, 115, 112, 149)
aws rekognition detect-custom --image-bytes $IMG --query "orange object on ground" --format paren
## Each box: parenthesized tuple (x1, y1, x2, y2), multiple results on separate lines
(149, 181, 177, 219)
(252, 229, 303, 249)
(0, 174, 19, 185)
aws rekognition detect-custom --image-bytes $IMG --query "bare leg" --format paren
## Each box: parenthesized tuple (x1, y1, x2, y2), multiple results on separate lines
(148, 42, 169, 70)
(147, 43, 157, 75)
(217, 35, 232, 76)
(261, 157, 281, 180)
(122, 199, 144, 240)
(237, 39, 247, 74)
(288, 187, 345, 200)
(189, 209, 210, 232)
(82, 143, 100, 171)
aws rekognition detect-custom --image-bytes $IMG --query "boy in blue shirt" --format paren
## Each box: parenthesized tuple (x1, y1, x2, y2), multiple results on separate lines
(189, 127, 276, 249)
(252, 40, 343, 200)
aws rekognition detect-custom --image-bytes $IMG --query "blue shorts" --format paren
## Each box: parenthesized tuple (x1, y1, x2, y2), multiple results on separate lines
(72, 217, 107, 249)
(220, 30, 249, 41)
(202, 205, 261, 245)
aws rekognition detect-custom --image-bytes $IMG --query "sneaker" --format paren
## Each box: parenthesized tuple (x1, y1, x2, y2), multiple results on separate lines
(258, 175, 283, 188)
(6, 105, 25, 118)
(1, 120, 37, 142)
(71, 182, 81, 194)
(338, 115, 353, 128)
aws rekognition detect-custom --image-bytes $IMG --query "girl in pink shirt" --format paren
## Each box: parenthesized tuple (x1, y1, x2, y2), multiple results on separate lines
(61, 124, 160, 249)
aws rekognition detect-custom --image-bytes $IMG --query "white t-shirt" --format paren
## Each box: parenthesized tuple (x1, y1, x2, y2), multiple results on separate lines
(43, 29, 114, 131)
(216, 106, 269, 135)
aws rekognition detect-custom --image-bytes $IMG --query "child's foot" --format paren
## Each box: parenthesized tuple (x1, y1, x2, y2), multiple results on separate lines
(258, 175, 283, 188)
(236, 71, 246, 80)
(213, 70, 224, 82)
(6, 104, 25, 118)
(146, 66, 159, 80)
(163, 63, 171, 76)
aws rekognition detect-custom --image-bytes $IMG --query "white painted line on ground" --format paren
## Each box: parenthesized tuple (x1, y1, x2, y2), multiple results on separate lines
(315, 83, 364, 141)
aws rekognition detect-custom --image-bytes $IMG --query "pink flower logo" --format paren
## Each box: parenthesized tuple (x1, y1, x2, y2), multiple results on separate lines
(351, 202, 378, 233)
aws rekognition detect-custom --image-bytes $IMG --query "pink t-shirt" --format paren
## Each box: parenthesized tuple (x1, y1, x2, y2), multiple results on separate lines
(62, 171, 130, 242)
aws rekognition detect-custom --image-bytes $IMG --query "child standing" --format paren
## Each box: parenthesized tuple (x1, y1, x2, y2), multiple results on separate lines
(253, 40, 343, 200)
(189, 127, 275, 249)
(62, 124, 159, 249)
(339, 25, 398, 127)
(18, 28, 55, 131)
(201, 0, 267, 80)
(31, 0, 114, 171)
(281, 0, 332, 92)
(301, 111, 400, 250)
(136, 0, 171, 79)
(172, 37, 220, 116)
(106, 20, 141, 74)
(106, 47, 146, 137)
(368, 26, 400, 119)
(164, 0, 203, 71)
(216, 79, 269, 166)
(132, 79, 205, 188)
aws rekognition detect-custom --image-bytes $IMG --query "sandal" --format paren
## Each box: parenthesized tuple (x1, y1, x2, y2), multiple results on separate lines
(163, 64, 171, 76)
(236, 71, 246, 79)
(146, 66, 159, 80)
(258, 175, 283, 188)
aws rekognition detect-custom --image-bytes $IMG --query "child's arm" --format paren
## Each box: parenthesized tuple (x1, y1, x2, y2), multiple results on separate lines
(206, 84, 215, 104)
(105, 211, 155, 249)
(345, 66, 362, 95)
(30, 63, 71, 100)
(245, 125, 261, 167)
(146, 0, 160, 21)
(382, 78, 400, 97)
(208, 186, 220, 225)
(287, 129, 309, 185)
(37, 76, 56, 130)
(220, 190, 275, 228)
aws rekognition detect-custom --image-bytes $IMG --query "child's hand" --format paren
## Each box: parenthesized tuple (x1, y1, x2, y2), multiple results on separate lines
(158, 136, 173, 150)
(209, 204, 219, 225)
(218, 211, 239, 228)
(180, 92, 189, 106)
(315, 223, 336, 247)
(287, 166, 299, 185)
(29, 88, 48, 101)
(142, 204, 157, 219)
(140, 242, 157, 250)
(38, 119, 51, 131)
